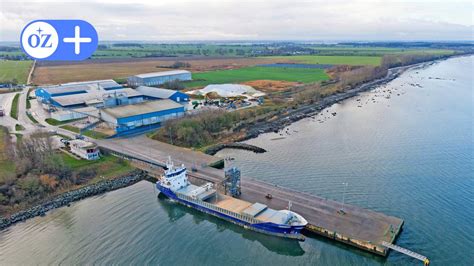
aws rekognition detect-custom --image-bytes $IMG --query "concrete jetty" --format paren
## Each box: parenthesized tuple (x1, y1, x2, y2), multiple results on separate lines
(98, 135, 404, 256)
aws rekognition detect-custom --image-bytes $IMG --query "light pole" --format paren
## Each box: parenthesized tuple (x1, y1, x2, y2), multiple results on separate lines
(341, 182, 348, 213)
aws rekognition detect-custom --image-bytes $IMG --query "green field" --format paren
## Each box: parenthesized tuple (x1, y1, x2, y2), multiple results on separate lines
(186, 66, 329, 87)
(0, 60, 32, 84)
(45, 118, 84, 126)
(61, 153, 133, 179)
(59, 125, 110, 139)
(92, 43, 255, 58)
(263, 55, 382, 66)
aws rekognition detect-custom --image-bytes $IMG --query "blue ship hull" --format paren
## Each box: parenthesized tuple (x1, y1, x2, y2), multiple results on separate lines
(156, 182, 305, 240)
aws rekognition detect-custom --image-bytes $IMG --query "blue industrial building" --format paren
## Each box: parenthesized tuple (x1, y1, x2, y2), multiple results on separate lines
(35, 79, 123, 104)
(49, 88, 144, 108)
(100, 99, 185, 135)
(127, 70, 192, 87)
(135, 86, 189, 103)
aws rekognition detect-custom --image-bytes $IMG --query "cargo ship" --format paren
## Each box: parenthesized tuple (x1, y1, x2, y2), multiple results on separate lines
(156, 159, 308, 240)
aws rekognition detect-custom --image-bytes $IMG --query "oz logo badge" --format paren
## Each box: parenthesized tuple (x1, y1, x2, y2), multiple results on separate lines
(21, 21, 59, 59)
(21, 20, 98, 61)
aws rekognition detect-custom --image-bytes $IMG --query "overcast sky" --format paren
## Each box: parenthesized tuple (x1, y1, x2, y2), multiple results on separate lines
(0, 0, 473, 42)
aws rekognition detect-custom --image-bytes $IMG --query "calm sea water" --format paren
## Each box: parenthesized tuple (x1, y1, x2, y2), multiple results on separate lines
(1, 56, 473, 265)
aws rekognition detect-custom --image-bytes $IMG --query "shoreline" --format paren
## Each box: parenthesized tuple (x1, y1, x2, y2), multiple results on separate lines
(229, 56, 460, 145)
(0, 170, 147, 230)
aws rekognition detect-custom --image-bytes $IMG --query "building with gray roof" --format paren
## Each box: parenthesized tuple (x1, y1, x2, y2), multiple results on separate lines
(127, 70, 191, 87)
(100, 99, 185, 135)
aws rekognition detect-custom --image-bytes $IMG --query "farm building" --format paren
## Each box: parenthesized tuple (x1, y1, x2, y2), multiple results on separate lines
(127, 70, 192, 87)
(135, 86, 189, 103)
(69, 139, 100, 160)
(100, 99, 185, 135)
(35, 79, 122, 103)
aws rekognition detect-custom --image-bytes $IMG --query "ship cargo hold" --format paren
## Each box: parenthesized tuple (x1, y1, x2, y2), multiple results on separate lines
(156, 159, 308, 240)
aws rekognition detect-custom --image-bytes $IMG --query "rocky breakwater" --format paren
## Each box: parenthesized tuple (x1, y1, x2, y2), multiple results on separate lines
(205, 143, 267, 155)
(0, 170, 147, 230)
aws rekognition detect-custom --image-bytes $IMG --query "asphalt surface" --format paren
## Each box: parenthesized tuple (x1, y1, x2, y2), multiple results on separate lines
(0, 92, 17, 131)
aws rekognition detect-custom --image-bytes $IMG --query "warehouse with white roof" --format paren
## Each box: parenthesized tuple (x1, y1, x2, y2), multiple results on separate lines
(127, 70, 192, 87)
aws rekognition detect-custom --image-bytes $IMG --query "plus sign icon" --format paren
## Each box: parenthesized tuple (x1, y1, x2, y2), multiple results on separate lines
(21, 20, 98, 60)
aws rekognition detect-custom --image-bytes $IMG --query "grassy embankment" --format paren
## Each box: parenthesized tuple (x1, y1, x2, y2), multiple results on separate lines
(26, 112, 38, 124)
(15, 124, 25, 131)
(26, 87, 34, 109)
(10, 93, 20, 120)
(0, 126, 134, 216)
(0, 60, 32, 84)
(60, 153, 134, 180)
(59, 125, 110, 139)
(45, 118, 83, 126)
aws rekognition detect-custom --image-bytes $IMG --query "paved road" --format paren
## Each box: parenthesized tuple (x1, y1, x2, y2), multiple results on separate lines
(17, 87, 39, 134)
(0, 87, 91, 140)
(0, 92, 17, 132)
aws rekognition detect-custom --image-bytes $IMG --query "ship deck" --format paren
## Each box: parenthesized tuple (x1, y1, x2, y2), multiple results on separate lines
(203, 190, 295, 225)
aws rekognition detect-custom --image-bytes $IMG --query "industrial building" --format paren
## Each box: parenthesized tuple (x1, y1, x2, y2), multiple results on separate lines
(35, 79, 123, 103)
(127, 70, 192, 87)
(69, 140, 100, 160)
(35, 79, 143, 109)
(35, 79, 148, 122)
(50, 106, 99, 122)
(100, 99, 185, 135)
(135, 86, 189, 103)
(50, 88, 143, 108)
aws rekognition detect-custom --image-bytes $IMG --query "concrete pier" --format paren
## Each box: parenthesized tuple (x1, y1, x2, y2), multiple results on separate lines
(98, 136, 404, 256)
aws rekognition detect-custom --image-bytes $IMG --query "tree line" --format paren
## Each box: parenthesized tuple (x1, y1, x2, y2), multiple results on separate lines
(0, 129, 97, 215)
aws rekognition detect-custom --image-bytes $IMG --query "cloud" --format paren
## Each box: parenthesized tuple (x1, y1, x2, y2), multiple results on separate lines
(0, 0, 472, 41)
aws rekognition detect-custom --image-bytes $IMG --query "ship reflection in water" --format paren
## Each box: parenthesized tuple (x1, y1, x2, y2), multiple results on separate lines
(157, 194, 306, 257)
